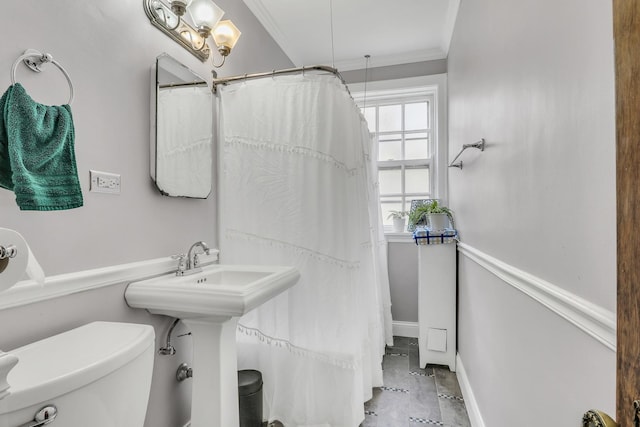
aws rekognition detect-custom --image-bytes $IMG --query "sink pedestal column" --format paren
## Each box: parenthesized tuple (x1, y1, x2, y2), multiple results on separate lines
(182, 317, 240, 427)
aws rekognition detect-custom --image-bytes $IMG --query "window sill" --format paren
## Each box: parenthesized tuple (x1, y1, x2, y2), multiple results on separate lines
(384, 232, 415, 243)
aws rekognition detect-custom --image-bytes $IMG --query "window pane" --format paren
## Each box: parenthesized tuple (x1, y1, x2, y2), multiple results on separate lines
(380, 200, 402, 226)
(405, 102, 429, 131)
(378, 134, 402, 161)
(362, 107, 376, 133)
(379, 105, 402, 132)
(405, 167, 430, 194)
(379, 141, 401, 161)
(379, 169, 402, 195)
(405, 137, 430, 160)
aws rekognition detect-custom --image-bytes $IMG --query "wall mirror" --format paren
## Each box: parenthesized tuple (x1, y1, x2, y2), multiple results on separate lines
(150, 53, 213, 198)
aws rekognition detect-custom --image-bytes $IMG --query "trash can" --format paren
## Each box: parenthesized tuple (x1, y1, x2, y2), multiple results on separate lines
(238, 369, 263, 427)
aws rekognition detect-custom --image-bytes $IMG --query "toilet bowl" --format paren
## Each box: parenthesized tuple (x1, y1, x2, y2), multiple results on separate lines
(0, 321, 155, 427)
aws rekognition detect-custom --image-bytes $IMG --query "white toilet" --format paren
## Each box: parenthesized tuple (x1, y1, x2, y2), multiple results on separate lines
(0, 321, 155, 427)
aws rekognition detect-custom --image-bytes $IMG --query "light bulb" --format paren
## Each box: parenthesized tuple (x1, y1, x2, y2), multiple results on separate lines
(188, 0, 225, 36)
(212, 20, 241, 52)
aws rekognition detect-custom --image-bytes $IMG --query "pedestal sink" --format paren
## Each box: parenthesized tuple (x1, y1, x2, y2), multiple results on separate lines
(125, 264, 300, 427)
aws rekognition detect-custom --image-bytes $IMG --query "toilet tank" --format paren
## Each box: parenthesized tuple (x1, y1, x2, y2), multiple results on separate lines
(0, 321, 155, 427)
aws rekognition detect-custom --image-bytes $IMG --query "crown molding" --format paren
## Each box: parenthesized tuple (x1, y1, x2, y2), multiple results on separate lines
(243, 0, 452, 72)
(332, 48, 447, 72)
(441, 0, 461, 54)
(242, 0, 304, 66)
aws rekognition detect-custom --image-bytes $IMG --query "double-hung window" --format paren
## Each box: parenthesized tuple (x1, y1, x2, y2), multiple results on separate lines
(362, 96, 434, 229)
(352, 76, 447, 233)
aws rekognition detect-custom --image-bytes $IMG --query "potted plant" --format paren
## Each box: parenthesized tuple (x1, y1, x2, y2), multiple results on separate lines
(408, 200, 453, 233)
(387, 210, 409, 233)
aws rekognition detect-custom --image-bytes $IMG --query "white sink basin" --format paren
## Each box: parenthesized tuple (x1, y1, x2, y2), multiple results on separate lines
(124, 263, 300, 427)
(125, 264, 300, 320)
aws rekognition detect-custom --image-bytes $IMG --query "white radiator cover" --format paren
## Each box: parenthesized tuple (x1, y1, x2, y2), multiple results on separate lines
(418, 242, 457, 371)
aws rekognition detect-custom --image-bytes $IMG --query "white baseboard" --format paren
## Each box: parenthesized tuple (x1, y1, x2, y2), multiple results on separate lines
(456, 353, 486, 427)
(392, 320, 419, 338)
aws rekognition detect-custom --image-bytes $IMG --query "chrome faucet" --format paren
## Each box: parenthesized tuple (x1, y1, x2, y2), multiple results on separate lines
(172, 241, 211, 276)
(187, 241, 210, 272)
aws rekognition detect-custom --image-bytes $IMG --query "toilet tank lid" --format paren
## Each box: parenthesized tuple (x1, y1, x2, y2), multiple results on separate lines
(0, 321, 154, 414)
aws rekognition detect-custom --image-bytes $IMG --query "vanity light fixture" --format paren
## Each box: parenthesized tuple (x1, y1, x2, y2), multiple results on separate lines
(211, 20, 241, 67)
(188, 0, 224, 37)
(143, 0, 241, 66)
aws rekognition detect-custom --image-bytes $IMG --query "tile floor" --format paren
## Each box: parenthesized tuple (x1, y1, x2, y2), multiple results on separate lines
(360, 336, 471, 427)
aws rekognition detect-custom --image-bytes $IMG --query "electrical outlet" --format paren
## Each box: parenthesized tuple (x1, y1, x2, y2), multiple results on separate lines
(90, 170, 121, 194)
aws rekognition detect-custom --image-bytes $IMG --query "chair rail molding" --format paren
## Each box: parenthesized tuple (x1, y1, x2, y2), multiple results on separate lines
(457, 243, 616, 351)
(0, 251, 219, 311)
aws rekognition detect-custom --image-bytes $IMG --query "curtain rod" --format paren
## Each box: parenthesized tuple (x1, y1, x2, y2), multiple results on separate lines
(211, 65, 350, 94)
(159, 81, 208, 89)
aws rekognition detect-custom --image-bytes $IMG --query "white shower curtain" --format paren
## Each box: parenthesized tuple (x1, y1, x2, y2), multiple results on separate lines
(218, 73, 393, 427)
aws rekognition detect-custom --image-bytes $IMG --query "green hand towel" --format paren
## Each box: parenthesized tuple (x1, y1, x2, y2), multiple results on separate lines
(0, 83, 83, 210)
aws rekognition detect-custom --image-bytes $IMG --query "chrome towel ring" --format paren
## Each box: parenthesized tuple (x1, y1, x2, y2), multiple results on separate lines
(11, 49, 74, 105)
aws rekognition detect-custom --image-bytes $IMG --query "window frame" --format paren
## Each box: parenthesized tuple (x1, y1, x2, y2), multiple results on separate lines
(350, 74, 449, 238)
(370, 94, 435, 206)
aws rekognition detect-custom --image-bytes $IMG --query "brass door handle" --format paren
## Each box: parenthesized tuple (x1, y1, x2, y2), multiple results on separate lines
(583, 409, 618, 427)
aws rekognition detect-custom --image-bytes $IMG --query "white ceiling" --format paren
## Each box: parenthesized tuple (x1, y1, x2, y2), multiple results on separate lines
(242, 0, 460, 71)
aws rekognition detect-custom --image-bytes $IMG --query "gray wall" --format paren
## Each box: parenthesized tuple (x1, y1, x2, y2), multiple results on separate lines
(388, 242, 419, 322)
(448, 0, 616, 425)
(0, 0, 292, 276)
(0, 2, 292, 427)
(342, 59, 447, 84)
